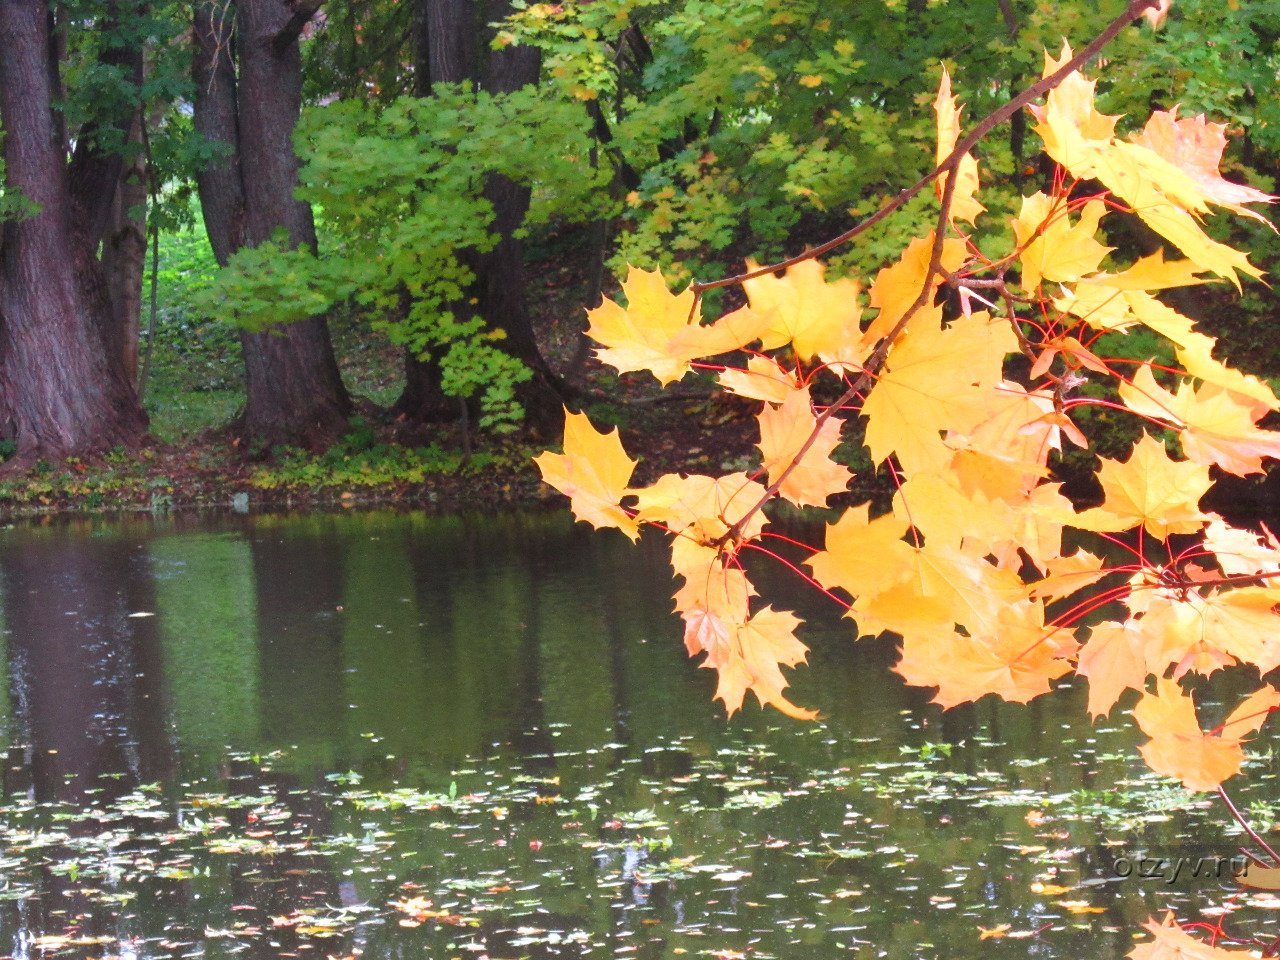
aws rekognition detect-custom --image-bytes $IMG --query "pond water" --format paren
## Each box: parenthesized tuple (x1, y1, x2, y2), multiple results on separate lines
(0, 509, 1276, 959)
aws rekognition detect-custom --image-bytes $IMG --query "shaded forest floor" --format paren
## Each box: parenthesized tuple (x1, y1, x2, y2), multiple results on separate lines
(4, 228, 1280, 521)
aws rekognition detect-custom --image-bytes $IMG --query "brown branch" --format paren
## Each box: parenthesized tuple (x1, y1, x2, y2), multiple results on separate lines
(692, 0, 1159, 296)
(1219, 785, 1280, 866)
(713, 0, 1159, 545)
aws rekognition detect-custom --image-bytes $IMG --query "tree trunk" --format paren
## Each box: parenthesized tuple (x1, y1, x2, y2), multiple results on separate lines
(479, 2, 562, 431)
(102, 110, 148, 384)
(393, 0, 477, 422)
(194, 0, 352, 450)
(0, 0, 147, 460)
(394, 0, 564, 429)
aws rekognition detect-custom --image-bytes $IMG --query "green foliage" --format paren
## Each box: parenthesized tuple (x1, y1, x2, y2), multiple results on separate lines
(0, 153, 38, 222)
(503, 0, 1279, 288)
(201, 84, 604, 432)
(249, 418, 502, 491)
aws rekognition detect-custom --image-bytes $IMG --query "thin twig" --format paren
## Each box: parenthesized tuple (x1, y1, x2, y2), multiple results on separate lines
(1218, 785, 1280, 866)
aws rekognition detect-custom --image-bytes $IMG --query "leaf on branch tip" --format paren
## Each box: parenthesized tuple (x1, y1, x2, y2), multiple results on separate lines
(534, 408, 639, 540)
(586, 266, 770, 385)
(934, 67, 984, 225)
(1132, 679, 1280, 791)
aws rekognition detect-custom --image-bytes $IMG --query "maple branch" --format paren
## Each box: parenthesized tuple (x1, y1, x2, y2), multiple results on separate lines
(690, 0, 1159, 296)
(1218, 785, 1280, 866)
(711, 0, 1159, 545)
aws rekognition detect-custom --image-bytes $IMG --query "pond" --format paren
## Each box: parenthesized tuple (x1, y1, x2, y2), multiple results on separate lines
(0, 509, 1275, 959)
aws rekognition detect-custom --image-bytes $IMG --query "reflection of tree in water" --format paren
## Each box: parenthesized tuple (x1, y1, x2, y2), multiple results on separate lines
(0, 523, 180, 951)
(247, 514, 350, 766)
(1, 523, 172, 799)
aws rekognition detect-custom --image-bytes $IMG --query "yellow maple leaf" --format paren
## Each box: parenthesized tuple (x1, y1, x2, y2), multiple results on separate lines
(586, 266, 769, 384)
(756, 385, 852, 507)
(1025, 549, 1108, 602)
(741, 258, 864, 362)
(1142, 587, 1280, 678)
(1203, 514, 1280, 577)
(934, 67, 984, 225)
(1089, 249, 1211, 291)
(1011, 192, 1111, 290)
(864, 236, 968, 342)
(633, 472, 769, 547)
(1132, 679, 1280, 791)
(1096, 143, 1262, 285)
(1119, 364, 1280, 476)
(807, 503, 915, 604)
(1029, 45, 1263, 284)
(671, 543, 754, 621)
(852, 541, 1025, 645)
(891, 470, 1014, 555)
(1070, 433, 1210, 539)
(895, 600, 1074, 708)
(534, 408, 639, 540)
(862, 311, 1017, 473)
(717, 355, 799, 404)
(948, 383, 1061, 503)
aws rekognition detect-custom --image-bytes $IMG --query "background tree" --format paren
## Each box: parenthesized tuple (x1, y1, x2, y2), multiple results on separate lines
(193, 0, 352, 449)
(0, 0, 151, 460)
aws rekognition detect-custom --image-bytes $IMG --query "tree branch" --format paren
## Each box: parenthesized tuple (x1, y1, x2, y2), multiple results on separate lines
(692, 0, 1159, 296)
(712, 0, 1160, 545)
(272, 0, 323, 53)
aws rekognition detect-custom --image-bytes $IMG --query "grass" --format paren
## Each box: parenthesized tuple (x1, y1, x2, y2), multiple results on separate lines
(145, 387, 244, 444)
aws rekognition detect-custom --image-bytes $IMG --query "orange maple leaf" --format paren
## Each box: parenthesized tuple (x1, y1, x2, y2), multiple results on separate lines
(1132, 679, 1280, 791)
(1133, 108, 1276, 226)
(756, 385, 852, 507)
(1130, 913, 1251, 960)
(534, 408, 639, 540)
(682, 604, 816, 720)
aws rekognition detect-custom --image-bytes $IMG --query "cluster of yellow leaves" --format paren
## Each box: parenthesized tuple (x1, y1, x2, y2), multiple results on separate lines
(537, 46, 1280, 794)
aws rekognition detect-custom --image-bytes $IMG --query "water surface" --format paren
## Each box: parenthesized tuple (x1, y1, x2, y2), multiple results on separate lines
(0, 509, 1274, 959)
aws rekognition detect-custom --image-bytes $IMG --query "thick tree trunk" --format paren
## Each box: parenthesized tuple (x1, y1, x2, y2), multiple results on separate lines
(0, 0, 147, 460)
(393, 0, 475, 422)
(194, 0, 351, 450)
(102, 111, 148, 384)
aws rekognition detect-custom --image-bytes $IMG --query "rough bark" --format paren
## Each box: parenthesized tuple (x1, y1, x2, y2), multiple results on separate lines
(0, 0, 147, 460)
(193, 0, 352, 450)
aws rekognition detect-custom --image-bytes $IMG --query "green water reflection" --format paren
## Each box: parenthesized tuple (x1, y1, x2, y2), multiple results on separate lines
(0, 509, 1274, 959)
